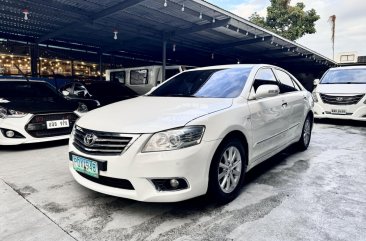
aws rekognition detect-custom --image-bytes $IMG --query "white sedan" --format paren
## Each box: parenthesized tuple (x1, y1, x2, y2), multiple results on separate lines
(69, 64, 314, 203)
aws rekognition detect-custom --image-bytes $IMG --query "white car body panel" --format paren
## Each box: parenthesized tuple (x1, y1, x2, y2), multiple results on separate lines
(76, 96, 233, 134)
(69, 64, 313, 202)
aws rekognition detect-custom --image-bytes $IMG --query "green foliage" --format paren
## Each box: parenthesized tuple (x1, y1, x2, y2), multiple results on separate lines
(249, 0, 320, 41)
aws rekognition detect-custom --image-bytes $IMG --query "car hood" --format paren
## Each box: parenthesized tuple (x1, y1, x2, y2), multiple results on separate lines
(77, 96, 233, 133)
(315, 84, 366, 94)
(0, 97, 78, 114)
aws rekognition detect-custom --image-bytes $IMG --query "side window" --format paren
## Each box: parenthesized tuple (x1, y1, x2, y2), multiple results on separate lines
(73, 83, 88, 97)
(110, 71, 125, 84)
(130, 69, 148, 85)
(291, 78, 301, 91)
(60, 83, 73, 93)
(274, 69, 297, 93)
(252, 68, 278, 92)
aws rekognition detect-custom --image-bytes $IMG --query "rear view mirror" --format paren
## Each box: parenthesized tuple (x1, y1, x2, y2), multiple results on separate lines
(313, 79, 320, 86)
(62, 90, 70, 96)
(255, 84, 280, 99)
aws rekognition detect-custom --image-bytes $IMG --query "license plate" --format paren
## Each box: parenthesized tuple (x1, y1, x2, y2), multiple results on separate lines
(331, 109, 347, 115)
(46, 119, 70, 129)
(72, 155, 99, 178)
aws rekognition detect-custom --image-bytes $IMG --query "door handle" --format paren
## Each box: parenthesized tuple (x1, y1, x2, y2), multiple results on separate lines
(303, 96, 307, 100)
(282, 103, 288, 108)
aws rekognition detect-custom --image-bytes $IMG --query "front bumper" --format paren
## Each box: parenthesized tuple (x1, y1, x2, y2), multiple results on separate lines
(0, 112, 78, 145)
(314, 103, 366, 121)
(69, 134, 221, 202)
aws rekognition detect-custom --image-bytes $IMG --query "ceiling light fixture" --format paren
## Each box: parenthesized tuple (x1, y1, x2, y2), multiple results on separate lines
(113, 29, 118, 40)
(22, 8, 29, 20)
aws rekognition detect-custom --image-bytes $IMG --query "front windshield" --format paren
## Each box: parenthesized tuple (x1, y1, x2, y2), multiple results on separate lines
(149, 68, 252, 98)
(0, 81, 58, 99)
(321, 68, 366, 84)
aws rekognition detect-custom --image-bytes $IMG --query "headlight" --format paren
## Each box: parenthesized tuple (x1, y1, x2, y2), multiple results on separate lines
(312, 92, 318, 102)
(0, 106, 28, 118)
(77, 103, 88, 113)
(142, 126, 205, 152)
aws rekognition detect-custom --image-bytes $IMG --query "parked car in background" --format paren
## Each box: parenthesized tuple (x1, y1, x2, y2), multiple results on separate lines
(0, 80, 87, 145)
(312, 66, 366, 121)
(105, 65, 195, 95)
(69, 64, 314, 203)
(59, 81, 138, 109)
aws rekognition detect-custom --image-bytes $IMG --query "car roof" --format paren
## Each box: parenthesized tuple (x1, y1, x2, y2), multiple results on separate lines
(185, 64, 273, 72)
(329, 65, 366, 70)
(0, 79, 46, 84)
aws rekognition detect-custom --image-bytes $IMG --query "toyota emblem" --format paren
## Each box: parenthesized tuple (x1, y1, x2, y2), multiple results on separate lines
(83, 133, 97, 146)
(336, 97, 344, 101)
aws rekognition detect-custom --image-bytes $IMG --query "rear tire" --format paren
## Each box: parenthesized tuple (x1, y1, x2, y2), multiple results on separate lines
(296, 114, 313, 151)
(208, 138, 247, 204)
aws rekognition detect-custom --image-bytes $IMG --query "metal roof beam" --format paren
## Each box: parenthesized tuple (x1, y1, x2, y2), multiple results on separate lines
(172, 18, 230, 36)
(36, 0, 146, 44)
(214, 36, 272, 50)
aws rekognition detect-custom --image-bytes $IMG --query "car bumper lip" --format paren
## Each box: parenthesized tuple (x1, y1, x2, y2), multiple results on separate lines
(313, 103, 366, 121)
(0, 115, 72, 145)
(68, 137, 221, 202)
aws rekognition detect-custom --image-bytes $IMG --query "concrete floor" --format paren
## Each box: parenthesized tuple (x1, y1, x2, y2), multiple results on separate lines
(0, 120, 365, 241)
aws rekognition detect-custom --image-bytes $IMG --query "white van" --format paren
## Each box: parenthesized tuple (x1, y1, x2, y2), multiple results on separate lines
(105, 65, 194, 95)
(312, 66, 366, 121)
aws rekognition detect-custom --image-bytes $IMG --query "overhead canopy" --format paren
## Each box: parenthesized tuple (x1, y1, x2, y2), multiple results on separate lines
(0, 0, 335, 79)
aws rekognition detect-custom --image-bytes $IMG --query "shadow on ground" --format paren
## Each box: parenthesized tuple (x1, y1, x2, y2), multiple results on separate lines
(0, 139, 69, 151)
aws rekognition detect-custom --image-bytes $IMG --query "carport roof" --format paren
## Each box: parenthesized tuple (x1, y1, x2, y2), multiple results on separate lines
(0, 0, 335, 67)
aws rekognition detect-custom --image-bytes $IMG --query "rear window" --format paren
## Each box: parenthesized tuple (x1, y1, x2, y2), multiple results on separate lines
(130, 69, 148, 85)
(150, 68, 252, 98)
(321, 68, 366, 84)
(110, 71, 126, 84)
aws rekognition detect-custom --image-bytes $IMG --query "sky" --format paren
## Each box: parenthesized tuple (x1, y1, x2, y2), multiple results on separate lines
(207, 0, 366, 60)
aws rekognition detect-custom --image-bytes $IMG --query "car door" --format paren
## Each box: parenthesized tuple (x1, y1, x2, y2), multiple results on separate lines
(273, 68, 306, 141)
(248, 68, 289, 162)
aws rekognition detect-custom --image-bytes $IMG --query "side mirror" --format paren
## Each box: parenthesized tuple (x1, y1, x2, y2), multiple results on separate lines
(62, 90, 70, 96)
(255, 84, 280, 99)
(313, 79, 320, 86)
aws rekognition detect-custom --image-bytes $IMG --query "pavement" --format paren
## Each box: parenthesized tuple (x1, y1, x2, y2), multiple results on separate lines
(0, 120, 365, 241)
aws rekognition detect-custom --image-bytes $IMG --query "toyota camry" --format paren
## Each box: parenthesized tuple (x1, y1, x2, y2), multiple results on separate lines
(69, 64, 314, 203)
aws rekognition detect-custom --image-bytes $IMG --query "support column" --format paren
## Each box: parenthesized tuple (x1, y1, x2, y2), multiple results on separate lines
(162, 38, 167, 82)
(71, 60, 74, 77)
(30, 44, 39, 77)
(99, 50, 103, 81)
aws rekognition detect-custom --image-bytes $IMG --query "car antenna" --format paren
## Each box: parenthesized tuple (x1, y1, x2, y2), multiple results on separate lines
(14, 64, 30, 82)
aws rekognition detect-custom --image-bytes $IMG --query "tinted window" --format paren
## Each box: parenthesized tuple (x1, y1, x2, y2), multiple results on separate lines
(321, 69, 366, 84)
(252, 68, 278, 91)
(0, 82, 59, 99)
(110, 71, 126, 84)
(165, 69, 180, 81)
(85, 83, 137, 97)
(274, 69, 297, 93)
(150, 68, 252, 98)
(130, 69, 148, 85)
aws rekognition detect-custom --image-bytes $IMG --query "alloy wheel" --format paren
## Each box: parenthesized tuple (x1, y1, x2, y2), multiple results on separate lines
(218, 146, 242, 194)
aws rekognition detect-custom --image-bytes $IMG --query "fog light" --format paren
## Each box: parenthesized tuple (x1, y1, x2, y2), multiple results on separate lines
(151, 178, 189, 191)
(5, 130, 14, 138)
(170, 179, 180, 189)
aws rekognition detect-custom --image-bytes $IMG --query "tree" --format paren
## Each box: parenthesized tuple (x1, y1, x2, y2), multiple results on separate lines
(249, 0, 320, 41)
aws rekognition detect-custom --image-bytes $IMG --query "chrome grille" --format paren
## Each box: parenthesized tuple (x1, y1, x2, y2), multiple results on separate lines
(26, 112, 78, 138)
(320, 94, 365, 105)
(73, 126, 134, 156)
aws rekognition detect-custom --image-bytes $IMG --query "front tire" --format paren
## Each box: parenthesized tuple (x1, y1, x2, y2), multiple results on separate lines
(208, 138, 247, 204)
(296, 115, 313, 151)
